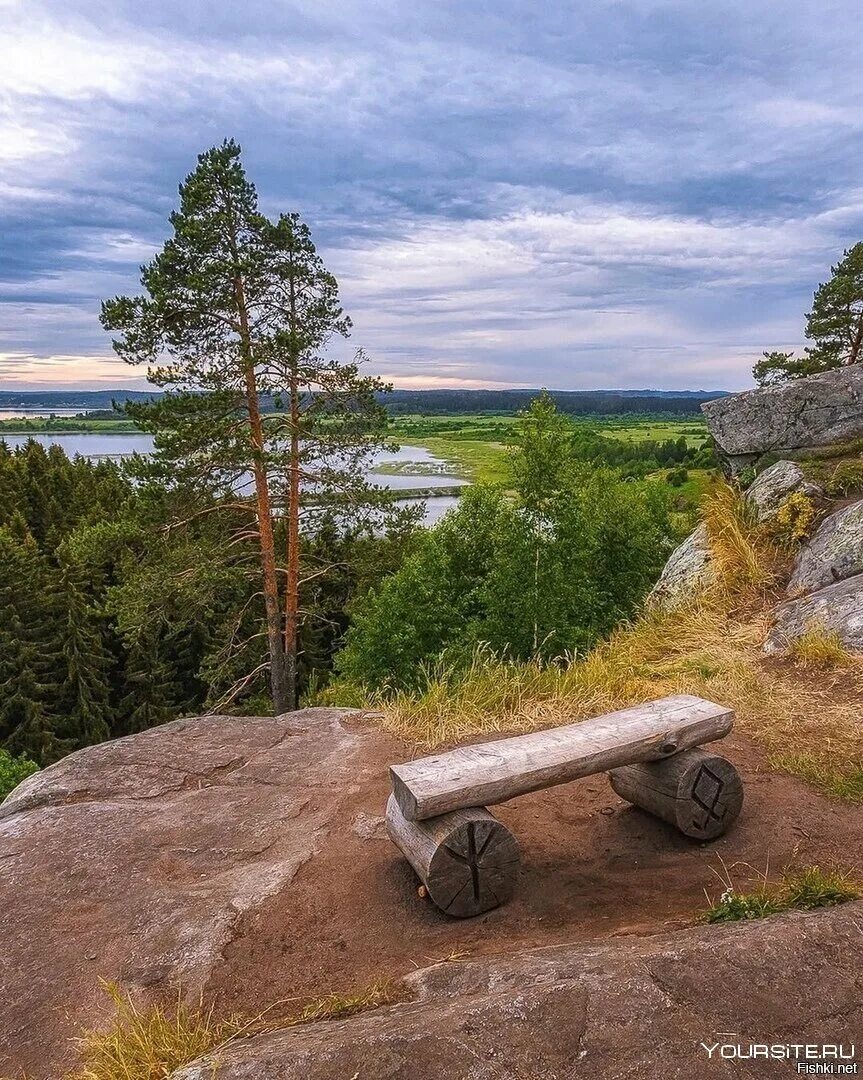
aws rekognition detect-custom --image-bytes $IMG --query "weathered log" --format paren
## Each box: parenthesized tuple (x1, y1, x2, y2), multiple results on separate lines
(609, 748, 743, 839)
(390, 695, 734, 821)
(385, 795, 520, 917)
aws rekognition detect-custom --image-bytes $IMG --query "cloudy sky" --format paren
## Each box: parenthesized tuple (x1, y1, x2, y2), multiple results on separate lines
(3, 0, 863, 391)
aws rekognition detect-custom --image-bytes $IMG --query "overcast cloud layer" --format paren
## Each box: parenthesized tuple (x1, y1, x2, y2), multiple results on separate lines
(3, 0, 863, 391)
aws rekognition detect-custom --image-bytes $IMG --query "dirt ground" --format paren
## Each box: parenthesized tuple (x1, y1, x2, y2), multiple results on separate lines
(206, 716, 863, 1016)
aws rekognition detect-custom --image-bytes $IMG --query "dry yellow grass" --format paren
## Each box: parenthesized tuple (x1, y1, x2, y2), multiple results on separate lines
(55, 979, 397, 1080)
(378, 483, 863, 799)
(787, 624, 855, 669)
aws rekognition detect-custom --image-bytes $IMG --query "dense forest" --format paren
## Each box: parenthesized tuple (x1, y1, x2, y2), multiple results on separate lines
(0, 439, 415, 768)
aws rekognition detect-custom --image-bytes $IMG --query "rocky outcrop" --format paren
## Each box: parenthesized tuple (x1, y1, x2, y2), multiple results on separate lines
(0, 708, 387, 1079)
(702, 366, 863, 473)
(764, 574, 863, 654)
(649, 461, 820, 607)
(648, 522, 714, 606)
(175, 902, 863, 1080)
(744, 460, 821, 520)
(788, 499, 863, 595)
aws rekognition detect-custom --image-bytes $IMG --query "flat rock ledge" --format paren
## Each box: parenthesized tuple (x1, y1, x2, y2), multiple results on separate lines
(175, 902, 863, 1080)
(0, 707, 379, 1079)
(702, 366, 863, 473)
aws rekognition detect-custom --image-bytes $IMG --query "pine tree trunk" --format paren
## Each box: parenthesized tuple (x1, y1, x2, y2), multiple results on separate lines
(284, 367, 301, 709)
(233, 275, 289, 714)
(848, 315, 863, 365)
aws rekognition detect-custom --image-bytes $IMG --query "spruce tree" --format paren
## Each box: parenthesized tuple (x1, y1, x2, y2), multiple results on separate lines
(55, 563, 112, 747)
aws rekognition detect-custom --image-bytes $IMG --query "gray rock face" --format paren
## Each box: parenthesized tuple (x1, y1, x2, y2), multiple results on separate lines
(764, 574, 863, 653)
(0, 708, 380, 1079)
(648, 465, 817, 607)
(744, 460, 821, 521)
(648, 522, 714, 606)
(702, 366, 863, 471)
(788, 499, 863, 595)
(175, 903, 863, 1080)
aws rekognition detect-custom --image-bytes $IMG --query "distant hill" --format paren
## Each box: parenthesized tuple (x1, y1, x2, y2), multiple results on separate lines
(381, 388, 728, 415)
(1, 387, 729, 417)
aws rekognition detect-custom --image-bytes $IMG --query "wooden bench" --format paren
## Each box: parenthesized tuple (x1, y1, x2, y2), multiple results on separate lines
(386, 694, 743, 917)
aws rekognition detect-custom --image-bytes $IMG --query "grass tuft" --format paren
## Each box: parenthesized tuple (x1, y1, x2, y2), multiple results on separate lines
(770, 753, 863, 801)
(67, 982, 243, 1080)
(787, 624, 854, 669)
(59, 978, 398, 1080)
(703, 865, 859, 924)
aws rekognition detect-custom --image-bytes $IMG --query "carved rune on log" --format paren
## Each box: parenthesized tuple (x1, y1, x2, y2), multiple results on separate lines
(609, 748, 743, 840)
(385, 795, 520, 918)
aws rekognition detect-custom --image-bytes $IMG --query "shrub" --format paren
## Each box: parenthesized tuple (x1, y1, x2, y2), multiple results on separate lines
(335, 475, 673, 694)
(0, 748, 38, 802)
(768, 492, 818, 544)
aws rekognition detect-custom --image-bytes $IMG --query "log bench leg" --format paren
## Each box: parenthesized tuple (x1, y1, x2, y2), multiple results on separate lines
(386, 794, 520, 917)
(609, 748, 743, 840)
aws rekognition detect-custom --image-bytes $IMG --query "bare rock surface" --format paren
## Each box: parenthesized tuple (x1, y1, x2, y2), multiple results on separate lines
(0, 708, 382, 1079)
(745, 459, 821, 520)
(765, 574, 863, 653)
(702, 367, 863, 472)
(789, 498, 863, 595)
(648, 522, 714, 606)
(175, 902, 863, 1080)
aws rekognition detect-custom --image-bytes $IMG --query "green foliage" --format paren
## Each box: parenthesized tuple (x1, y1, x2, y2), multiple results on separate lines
(703, 888, 783, 923)
(334, 397, 675, 692)
(0, 748, 39, 802)
(0, 439, 409, 763)
(822, 458, 863, 497)
(703, 866, 859, 923)
(754, 242, 863, 384)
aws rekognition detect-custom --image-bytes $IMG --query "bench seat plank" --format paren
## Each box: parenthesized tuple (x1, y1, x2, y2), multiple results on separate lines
(390, 694, 734, 820)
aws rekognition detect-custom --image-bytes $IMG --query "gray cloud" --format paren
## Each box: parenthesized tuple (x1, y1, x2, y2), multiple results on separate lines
(3, 0, 863, 389)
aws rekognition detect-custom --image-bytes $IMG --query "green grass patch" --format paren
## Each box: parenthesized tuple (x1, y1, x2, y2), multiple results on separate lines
(0, 418, 138, 434)
(771, 753, 863, 802)
(0, 749, 38, 802)
(703, 865, 859, 924)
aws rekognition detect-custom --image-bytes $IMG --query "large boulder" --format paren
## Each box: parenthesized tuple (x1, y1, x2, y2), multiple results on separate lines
(744, 460, 821, 520)
(702, 367, 863, 473)
(0, 708, 390, 1079)
(764, 574, 863, 653)
(648, 522, 714, 606)
(175, 902, 863, 1080)
(788, 498, 863, 595)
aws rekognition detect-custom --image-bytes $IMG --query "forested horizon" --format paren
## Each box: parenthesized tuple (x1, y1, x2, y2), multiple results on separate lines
(0, 386, 726, 417)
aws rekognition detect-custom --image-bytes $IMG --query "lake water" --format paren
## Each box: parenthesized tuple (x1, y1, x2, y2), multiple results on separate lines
(0, 432, 466, 525)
